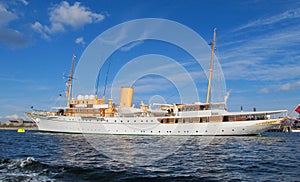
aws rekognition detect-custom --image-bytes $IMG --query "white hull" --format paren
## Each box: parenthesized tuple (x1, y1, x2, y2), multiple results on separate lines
(292, 129, 300, 133)
(32, 116, 281, 136)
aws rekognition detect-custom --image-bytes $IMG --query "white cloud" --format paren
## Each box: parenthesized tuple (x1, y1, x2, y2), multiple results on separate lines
(235, 8, 300, 31)
(261, 87, 269, 93)
(32, 1, 105, 39)
(0, 4, 30, 46)
(19, 0, 28, 6)
(220, 25, 300, 81)
(31, 21, 50, 40)
(0, 5, 18, 27)
(75, 37, 85, 45)
(279, 81, 300, 91)
(119, 40, 144, 51)
(5, 114, 19, 120)
(221, 7, 300, 82)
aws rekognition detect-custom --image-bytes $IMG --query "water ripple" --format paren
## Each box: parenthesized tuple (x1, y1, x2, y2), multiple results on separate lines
(0, 131, 299, 181)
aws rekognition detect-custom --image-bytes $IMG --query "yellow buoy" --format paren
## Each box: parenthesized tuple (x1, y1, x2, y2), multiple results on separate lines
(17, 128, 25, 133)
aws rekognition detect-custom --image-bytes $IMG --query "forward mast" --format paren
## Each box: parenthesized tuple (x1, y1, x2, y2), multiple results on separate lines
(65, 54, 75, 106)
(205, 28, 217, 108)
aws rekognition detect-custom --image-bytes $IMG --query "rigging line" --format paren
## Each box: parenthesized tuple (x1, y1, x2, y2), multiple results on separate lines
(103, 60, 111, 97)
(95, 69, 101, 95)
(95, 56, 105, 96)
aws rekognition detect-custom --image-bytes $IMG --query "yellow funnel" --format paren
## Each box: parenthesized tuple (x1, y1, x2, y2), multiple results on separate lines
(119, 87, 134, 107)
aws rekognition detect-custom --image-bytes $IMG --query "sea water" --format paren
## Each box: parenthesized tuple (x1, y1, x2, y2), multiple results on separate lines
(0, 130, 299, 181)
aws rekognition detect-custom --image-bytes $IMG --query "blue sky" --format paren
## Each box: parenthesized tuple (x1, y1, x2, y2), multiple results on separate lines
(1, 0, 300, 120)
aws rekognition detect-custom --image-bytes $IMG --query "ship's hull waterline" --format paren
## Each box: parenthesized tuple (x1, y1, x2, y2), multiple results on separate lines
(30, 115, 281, 136)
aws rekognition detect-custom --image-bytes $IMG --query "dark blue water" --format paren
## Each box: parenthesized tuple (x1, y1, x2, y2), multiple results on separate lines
(0, 130, 299, 181)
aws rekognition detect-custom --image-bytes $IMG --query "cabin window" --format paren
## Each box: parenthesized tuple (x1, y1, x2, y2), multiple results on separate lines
(182, 119, 185, 123)
(189, 118, 193, 123)
(175, 119, 178, 123)
(160, 120, 163, 123)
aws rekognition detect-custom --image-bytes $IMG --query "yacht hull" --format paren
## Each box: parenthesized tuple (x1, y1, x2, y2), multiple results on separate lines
(29, 115, 281, 136)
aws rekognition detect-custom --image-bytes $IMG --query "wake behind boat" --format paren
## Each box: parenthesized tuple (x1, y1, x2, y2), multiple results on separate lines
(25, 29, 287, 136)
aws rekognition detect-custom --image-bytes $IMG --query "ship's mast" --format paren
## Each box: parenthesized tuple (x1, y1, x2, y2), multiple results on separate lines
(205, 28, 216, 108)
(66, 54, 75, 106)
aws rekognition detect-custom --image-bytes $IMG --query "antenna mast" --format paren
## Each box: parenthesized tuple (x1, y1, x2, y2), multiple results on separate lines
(205, 28, 217, 107)
(66, 54, 75, 106)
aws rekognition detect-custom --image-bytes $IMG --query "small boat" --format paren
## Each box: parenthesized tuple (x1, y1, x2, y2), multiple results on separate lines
(292, 129, 300, 133)
(17, 128, 25, 133)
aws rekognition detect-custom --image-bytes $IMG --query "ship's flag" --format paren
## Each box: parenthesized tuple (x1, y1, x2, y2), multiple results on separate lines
(295, 104, 300, 114)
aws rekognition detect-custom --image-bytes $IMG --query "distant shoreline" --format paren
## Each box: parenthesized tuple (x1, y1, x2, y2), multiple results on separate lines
(0, 126, 38, 130)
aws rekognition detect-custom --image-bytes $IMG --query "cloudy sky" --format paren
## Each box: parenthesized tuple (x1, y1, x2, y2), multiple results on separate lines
(0, 0, 300, 120)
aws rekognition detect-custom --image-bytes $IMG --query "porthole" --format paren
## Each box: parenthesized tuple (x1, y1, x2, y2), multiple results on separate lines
(205, 130, 208, 132)
(196, 131, 198, 133)
(232, 129, 234, 131)
(222, 130, 224, 132)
